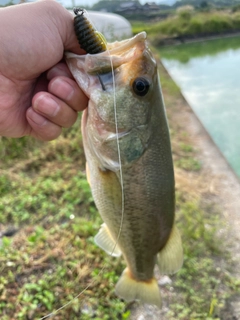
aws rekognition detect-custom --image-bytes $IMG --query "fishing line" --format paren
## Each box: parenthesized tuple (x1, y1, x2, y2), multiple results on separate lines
(39, 10, 125, 319)
(76, 7, 125, 259)
(108, 54, 125, 257)
(79, 7, 125, 268)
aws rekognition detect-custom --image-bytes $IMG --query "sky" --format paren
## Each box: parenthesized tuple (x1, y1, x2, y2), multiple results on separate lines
(0, 0, 175, 8)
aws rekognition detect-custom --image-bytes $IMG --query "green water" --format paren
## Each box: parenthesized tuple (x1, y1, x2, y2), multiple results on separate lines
(160, 37, 240, 177)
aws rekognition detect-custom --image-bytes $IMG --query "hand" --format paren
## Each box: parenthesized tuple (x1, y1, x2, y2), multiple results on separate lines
(0, 0, 88, 141)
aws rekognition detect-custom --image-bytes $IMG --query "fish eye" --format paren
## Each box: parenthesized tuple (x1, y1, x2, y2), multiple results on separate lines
(132, 77, 150, 96)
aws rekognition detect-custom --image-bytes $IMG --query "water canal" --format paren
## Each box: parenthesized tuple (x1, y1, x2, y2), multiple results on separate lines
(159, 36, 240, 177)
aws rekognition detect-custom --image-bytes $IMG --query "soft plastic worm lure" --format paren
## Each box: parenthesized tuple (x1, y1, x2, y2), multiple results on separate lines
(73, 7, 107, 54)
(73, 7, 108, 90)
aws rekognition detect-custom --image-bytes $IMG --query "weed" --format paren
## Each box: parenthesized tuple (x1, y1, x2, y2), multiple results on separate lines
(131, 10, 240, 43)
(175, 156, 202, 171)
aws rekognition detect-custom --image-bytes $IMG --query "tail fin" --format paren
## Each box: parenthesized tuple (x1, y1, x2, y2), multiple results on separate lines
(115, 268, 162, 308)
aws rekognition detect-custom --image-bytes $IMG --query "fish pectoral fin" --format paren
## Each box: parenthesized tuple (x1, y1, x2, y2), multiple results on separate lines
(94, 223, 122, 257)
(115, 268, 162, 308)
(157, 224, 183, 275)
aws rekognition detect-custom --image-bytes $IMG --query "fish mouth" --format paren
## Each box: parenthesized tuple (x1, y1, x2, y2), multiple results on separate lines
(65, 32, 147, 74)
(107, 32, 147, 53)
(65, 32, 154, 96)
(81, 32, 148, 75)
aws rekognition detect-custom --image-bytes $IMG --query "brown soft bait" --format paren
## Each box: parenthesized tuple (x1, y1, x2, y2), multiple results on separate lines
(73, 8, 107, 54)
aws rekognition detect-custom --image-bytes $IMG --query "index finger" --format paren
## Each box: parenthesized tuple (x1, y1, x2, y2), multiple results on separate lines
(48, 76, 88, 112)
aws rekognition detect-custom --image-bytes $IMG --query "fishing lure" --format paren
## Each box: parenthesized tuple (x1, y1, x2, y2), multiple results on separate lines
(73, 7, 107, 54)
(73, 8, 109, 91)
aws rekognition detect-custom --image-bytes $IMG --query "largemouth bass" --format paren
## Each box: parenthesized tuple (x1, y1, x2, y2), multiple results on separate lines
(65, 32, 183, 308)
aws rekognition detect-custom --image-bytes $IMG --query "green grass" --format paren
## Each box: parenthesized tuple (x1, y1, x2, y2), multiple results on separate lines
(0, 63, 239, 319)
(0, 118, 130, 319)
(0, 217, 128, 319)
(131, 10, 240, 44)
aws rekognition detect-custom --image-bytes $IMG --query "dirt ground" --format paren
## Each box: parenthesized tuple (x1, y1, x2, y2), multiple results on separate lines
(130, 90, 240, 319)
(174, 95, 240, 320)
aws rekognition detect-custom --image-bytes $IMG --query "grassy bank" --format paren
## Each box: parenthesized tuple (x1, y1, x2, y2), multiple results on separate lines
(131, 9, 240, 45)
(0, 61, 239, 319)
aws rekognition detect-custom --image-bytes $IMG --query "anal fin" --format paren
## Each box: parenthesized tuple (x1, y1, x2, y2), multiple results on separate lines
(94, 223, 122, 257)
(157, 224, 183, 275)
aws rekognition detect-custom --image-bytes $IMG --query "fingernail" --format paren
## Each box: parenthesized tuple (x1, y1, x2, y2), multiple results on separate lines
(27, 108, 47, 126)
(51, 78, 74, 101)
(34, 94, 60, 117)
